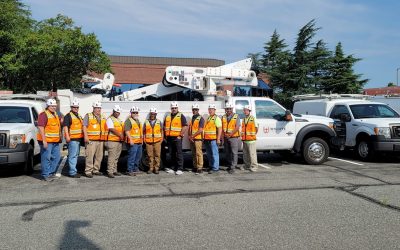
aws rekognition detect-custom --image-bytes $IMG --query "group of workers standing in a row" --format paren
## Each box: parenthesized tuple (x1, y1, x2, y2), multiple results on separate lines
(37, 99, 259, 181)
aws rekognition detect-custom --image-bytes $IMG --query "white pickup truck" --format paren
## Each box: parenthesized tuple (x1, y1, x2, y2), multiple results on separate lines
(293, 98, 400, 160)
(0, 98, 45, 174)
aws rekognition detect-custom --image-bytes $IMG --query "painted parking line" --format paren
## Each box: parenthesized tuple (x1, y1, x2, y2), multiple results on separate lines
(257, 163, 272, 169)
(56, 156, 68, 176)
(328, 157, 364, 166)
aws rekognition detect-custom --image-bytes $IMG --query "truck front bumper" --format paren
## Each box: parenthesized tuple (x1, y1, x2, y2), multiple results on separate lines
(0, 143, 30, 164)
(371, 136, 400, 152)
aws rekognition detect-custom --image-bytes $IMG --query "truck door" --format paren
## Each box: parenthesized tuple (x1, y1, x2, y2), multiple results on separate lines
(329, 105, 351, 147)
(253, 100, 296, 150)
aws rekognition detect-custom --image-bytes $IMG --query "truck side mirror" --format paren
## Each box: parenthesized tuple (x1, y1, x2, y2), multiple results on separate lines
(340, 113, 351, 122)
(285, 110, 293, 121)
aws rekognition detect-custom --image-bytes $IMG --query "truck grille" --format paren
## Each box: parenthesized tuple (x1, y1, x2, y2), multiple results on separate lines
(0, 133, 6, 147)
(392, 126, 400, 138)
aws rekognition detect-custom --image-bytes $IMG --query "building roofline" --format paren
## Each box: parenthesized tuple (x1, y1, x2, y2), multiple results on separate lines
(108, 55, 225, 67)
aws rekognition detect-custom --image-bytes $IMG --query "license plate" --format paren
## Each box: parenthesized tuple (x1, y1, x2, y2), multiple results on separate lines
(0, 156, 8, 164)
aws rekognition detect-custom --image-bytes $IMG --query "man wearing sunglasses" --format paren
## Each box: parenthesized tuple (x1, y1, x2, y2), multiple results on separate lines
(164, 101, 188, 175)
(62, 98, 83, 178)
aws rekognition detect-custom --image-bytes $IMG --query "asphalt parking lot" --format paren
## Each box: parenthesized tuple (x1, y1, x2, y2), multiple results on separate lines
(0, 151, 399, 249)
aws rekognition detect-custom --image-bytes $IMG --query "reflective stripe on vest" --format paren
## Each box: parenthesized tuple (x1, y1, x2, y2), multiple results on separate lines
(86, 113, 107, 141)
(37, 110, 61, 143)
(165, 113, 182, 137)
(107, 116, 124, 142)
(68, 112, 83, 139)
(145, 119, 162, 143)
(241, 115, 257, 141)
(127, 118, 143, 144)
(222, 113, 240, 137)
(189, 116, 202, 140)
(204, 115, 217, 140)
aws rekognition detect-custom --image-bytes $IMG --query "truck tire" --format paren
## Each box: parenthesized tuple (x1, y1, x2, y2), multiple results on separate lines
(356, 138, 374, 161)
(22, 146, 34, 175)
(302, 137, 329, 165)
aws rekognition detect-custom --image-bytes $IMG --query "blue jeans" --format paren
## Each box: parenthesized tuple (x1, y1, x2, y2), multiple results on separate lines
(204, 140, 219, 171)
(67, 141, 80, 176)
(40, 143, 61, 178)
(127, 144, 142, 172)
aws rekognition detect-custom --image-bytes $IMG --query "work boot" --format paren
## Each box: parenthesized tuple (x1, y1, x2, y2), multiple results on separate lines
(113, 172, 122, 176)
(227, 168, 235, 174)
(93, 172, 103, 176)
(69, 173, 81, 178)
(195, 169, 203, 175)
(84, 173, 93, 178)
(154, 170, 159, 174)
(107, 173, 115, 178)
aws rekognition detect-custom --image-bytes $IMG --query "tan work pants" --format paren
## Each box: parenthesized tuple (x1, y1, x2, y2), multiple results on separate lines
(243, 141, 258, 170)
(107, 141, 122, 174)
(85, 140, 104, 175)
(145, 141, 162, 171)
(190, 140, 203, 170)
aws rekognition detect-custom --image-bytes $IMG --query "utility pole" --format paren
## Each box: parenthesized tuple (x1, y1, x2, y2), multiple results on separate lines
(397, 68, 400, 86)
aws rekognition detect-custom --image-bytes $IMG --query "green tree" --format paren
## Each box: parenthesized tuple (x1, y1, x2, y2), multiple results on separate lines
(287, 19, 320, 93)
(261, 30, 291, 90)
(0, 1, 110, 93)
(322, 42, 368, 93)
(387, 82, 395, 87)
(247, 52, 262, 72)
(308, 39, 332, 91)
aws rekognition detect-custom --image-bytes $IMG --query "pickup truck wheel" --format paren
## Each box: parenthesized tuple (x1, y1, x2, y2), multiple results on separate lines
(140, 148, 149, 172)
(356, 139, 374, 161)
(22, 146, 34, 175)
(302, 137, 329, 165)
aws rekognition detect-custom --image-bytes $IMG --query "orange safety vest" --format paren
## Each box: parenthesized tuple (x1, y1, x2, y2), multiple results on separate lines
(86, 113, 107, 141)
(126, 118, 143, 144)
(66, 112, 83, 139)
(37, 110, 61, 143)
(204, 115, 217, 140)
(222, 113, 240, 137)
(189, 115, 203, 140)
(241, 115, 257, 141)
(164, 113, 182, 137)
(144, 119, 162, 143)
(107, 116, 124, 142)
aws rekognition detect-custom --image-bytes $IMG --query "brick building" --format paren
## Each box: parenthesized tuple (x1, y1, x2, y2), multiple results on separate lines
(363, 86, 400, 96)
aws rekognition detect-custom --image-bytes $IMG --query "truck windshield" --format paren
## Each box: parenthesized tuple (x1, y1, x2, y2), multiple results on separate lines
(0, 107, 31, 123)
(350, 104, 400, 119)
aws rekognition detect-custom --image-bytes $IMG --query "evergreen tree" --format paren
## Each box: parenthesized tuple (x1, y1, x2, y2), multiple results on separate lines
(261, 30, 291, 92)
(323, 42, 368, 93)
(308, 39, 332, 91)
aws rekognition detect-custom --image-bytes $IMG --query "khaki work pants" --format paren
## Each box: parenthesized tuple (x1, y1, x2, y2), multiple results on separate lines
(85, 140, 104, 175)
(243, 141, 258, 170)
(107, 141, 122, 174)
(146, 141, 162, 171)
(190, 140, 203, 170)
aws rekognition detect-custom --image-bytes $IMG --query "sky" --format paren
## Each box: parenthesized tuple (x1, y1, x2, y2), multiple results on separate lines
(25, 0, 400, 88)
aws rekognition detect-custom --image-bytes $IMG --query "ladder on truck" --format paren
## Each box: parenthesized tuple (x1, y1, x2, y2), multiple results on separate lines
(88, 58, 259, 102)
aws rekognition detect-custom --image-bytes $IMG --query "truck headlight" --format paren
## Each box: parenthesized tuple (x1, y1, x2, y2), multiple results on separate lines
(328, 122, 334, 130)
(9, 134, 25, 149)
(374, 127, 391, 139)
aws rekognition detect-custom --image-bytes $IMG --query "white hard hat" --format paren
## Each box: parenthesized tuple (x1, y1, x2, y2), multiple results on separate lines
(170, 101, 179, 108)
(70, 98, 79, 107)
(46, 99, 57, 106)
(92, 101, 102, 108)
(113, 105, 122, 113)
(225, 102, 234, 109)
(192, 103, 199, 109)
(130, 106, 139, 113)
(150, 107, 157, 113)
(208, 104, 216, 109)
(244, 105, 252, 111)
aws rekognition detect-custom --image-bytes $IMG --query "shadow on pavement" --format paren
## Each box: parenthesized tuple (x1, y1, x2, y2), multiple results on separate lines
(59, 220, 100, 250)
